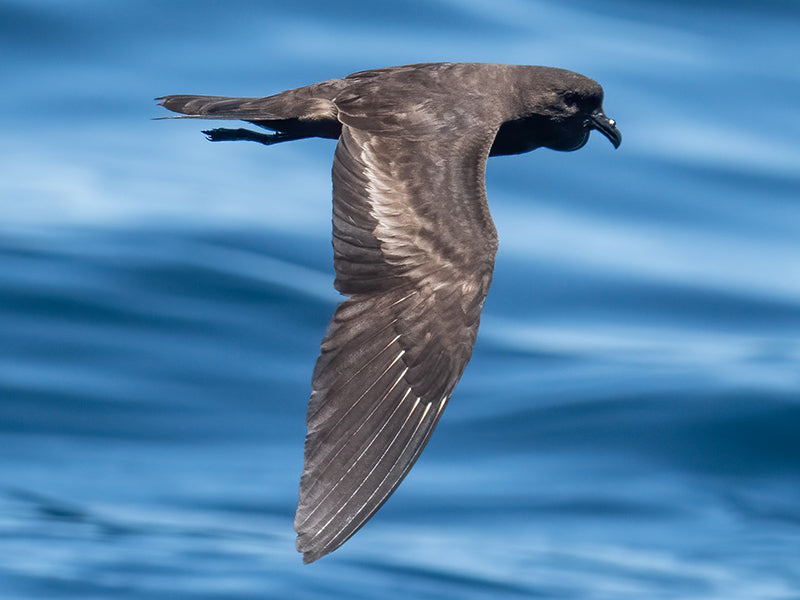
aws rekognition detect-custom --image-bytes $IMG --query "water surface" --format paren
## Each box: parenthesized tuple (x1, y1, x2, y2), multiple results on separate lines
(1, 1, 799, 598)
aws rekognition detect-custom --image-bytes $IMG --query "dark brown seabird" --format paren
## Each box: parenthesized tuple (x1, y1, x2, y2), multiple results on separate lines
(158, 62, 621, 563)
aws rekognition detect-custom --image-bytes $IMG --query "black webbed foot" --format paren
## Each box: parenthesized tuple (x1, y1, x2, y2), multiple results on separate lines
(201, 128, 303, 146)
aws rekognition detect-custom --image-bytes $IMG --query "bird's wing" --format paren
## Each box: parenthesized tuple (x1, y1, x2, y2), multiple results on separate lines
(295, 89, 501, 562)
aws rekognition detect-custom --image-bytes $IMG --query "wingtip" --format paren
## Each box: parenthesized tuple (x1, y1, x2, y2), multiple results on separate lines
(296, 513, 338, 564)
(296, 532, 327, 564)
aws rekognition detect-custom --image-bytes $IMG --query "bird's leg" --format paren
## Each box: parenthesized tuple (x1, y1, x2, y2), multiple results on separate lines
(201, 127, 305, 146)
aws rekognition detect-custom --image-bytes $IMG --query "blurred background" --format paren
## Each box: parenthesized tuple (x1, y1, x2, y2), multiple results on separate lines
(1, 1, 799, 598)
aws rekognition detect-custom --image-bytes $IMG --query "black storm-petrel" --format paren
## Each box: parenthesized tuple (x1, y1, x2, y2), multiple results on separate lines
(158, 62, 621, 563)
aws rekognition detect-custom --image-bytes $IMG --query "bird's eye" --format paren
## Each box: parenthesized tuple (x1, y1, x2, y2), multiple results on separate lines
(563, 92, 579, 105)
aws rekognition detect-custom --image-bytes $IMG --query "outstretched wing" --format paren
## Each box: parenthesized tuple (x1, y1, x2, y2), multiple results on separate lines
(295, 86, 501, 562)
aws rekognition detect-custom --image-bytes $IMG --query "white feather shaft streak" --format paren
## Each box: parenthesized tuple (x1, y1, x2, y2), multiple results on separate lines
(323, 397, 432, 551)
(298, 364, 409, 527)
(312, 387, 414, 538)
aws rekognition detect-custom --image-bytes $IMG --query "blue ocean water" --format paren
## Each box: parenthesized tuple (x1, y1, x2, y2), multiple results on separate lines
(2, 0, 799, 598)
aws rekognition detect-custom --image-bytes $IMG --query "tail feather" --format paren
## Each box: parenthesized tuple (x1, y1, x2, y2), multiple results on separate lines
(156, 79, 348, 121)
(157, 78, 349, 142)
(157, 94, 289, 120)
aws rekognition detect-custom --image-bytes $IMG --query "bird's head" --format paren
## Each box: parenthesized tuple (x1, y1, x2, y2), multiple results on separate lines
(531, 70, 621, 151)
(490, 68, 621, 157)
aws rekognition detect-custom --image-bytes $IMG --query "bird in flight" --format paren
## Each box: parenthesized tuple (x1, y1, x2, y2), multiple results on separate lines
(158, 62, 621, 563)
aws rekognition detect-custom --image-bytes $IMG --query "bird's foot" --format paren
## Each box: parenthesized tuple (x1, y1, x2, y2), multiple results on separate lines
(201, 128, 300, 146)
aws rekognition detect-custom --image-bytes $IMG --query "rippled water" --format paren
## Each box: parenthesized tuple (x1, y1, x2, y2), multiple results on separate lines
(2, 1, 799, 598)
